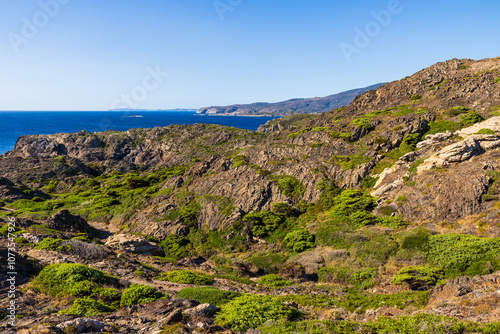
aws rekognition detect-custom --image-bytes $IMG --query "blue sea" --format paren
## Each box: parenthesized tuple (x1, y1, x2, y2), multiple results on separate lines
(0, 111, 278, 155)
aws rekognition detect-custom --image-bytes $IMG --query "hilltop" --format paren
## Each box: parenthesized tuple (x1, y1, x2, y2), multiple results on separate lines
(1, 57, 500, 333)
(196, 83, 385, 116)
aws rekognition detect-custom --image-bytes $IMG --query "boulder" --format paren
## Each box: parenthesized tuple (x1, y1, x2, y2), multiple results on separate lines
(56, 318, 110, 333)
(46, 210, 91, 233)
(105, 233, 164, 256)
(183, 303, 220, 318)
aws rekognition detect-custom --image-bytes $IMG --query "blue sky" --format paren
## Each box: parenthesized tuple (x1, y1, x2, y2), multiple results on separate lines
(0, 0, 498, 111)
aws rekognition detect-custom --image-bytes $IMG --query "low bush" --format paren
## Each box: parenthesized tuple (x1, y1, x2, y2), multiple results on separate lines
(248, 252, 289, 274)
(258, 274, 293, 288)
(216, 294, 300, 332)
(424, 233, 500, 277)
(120, 284, 164, 306)
(32, 263, 118, 297)
(59, 297, 116, 317)
(177, 287, 241, 306)
(159, 234, 190, 259)
(391, 266, 444, 290)
(34, 238, 69, 251)
(475, 128, 495, 135)
(282, 230, 315, 253)
(272, 175, 306, 198)
(460, 111, 483, 126)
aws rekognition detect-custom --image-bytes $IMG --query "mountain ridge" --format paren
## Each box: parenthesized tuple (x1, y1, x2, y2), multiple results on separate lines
(196, 83, 386, 116)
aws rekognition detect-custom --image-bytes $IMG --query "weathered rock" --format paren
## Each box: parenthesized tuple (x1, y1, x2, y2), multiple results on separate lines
(104, 233, 164, 256)
(56, 318, 110, 333)
(455, 116, 500, 137)
(46, 210, 91, 233)
(183, 303, 220, 318)
(19, 233, 42, 244)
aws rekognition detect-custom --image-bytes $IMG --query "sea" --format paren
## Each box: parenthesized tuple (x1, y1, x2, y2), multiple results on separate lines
(0, 111, 279, 155)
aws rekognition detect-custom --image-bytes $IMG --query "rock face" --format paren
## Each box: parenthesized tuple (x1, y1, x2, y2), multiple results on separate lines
(46, 210, 92, 233)
(104, 234, 164, 256)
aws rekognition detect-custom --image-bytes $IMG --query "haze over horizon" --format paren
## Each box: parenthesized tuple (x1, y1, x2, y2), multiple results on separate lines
(0, 0, 499, 111)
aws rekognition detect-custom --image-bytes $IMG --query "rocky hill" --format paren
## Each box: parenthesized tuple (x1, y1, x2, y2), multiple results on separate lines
(1, 57, 500, 333)
(196, 83, 385, 116)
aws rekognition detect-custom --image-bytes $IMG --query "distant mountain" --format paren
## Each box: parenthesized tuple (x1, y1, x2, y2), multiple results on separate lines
(196, 83, 386, 116)
(108, 108, 197, 112)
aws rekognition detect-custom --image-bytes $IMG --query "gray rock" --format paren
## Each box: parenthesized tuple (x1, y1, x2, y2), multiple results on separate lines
(183, 303, 220, 318)
(105, 233, 164, 256)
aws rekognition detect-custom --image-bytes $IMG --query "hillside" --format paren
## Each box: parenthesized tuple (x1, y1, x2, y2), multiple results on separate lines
(196, 83, 385, 116)
(1, 57, 500, 333)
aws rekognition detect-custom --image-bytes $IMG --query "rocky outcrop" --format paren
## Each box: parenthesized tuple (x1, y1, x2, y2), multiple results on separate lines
(104, 234, 164, 256)
(46, 210, 92, 233)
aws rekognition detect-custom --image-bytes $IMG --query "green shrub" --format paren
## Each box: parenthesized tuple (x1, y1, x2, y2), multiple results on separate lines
(283, 230, 315, 253)
(475, 128, 496, 135)
(425, 120, 462, 135)
(329, 189, 377, 218)
(378, 215, 409, 229)
(232, 155, 250, 168)
(32, 263, 117, 297)
(216, 294, 300, 332)
(59, 297, 116, 316)
(460, 111, 483, 126)
(258, 274, 293, 288)
(350, 118, 372, 130)
(316, 179, 341, 210)
(66, 280, 100, 297)
(273, 175, 306, 198)
(159, 234, 189, 259)
(424, 234, 500, 277)
(34, 238, 67, 251)
(248, 252, 289, 274)
(329, 131, 352, 141)
(495, 77, 500, 84)
(391, 266, 444, 290)
(408, 159, 425, 173)
(120, 284, 164, 306)
(400, 133, 421, 152)
(332, 154, 372, 170)
(94, 288, 121, 308)
(243, 211, 283, 237)
(410, 94, 422, 101)
(160, 270, 212, 285)
(177, 287, 241, 306)
(444, 106, 469, 117)
(361, 176, 378, 189)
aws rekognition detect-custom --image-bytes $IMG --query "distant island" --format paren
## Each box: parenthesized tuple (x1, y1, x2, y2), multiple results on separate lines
(197, 83, 385, 116)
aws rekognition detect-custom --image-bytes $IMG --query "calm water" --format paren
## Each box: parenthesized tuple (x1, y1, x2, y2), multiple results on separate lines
(0, 111, 278, 155)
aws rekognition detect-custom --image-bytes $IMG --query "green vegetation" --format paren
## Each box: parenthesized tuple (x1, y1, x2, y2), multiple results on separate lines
(259, 314, 500, 334)
(272, 175, 306, 198)
(216, 294, 300, 332)
(460, 111, 483, 126)
(177, 287, 241, 306)
(32, 263, 118, 297)
(232, 155, 250, 168)
(350, 118, 372, 130)
(282, 230, 315, 253)
(475, 128, 496, 135)
(329, 131, 352, 141)
(258, 274, 293, 288)
(410, 94, 422, 101)
(156, 270, 213, 285)
(33, 238, 68, 251)
(424, 234, 500, 277)
(331, 154, 371, 170)
(278, 291, 429, 314)
(444, 106, 469, 117)
(391, 266, 444, 289)
(120, 284, 164, 306)
(425, 120, 463, 135)
(495, 77, 500, 84)
(59, 297, 116, 316)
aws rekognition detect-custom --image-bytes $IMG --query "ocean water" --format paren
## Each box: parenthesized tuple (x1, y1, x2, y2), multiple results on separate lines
(0, 111, 278, 155)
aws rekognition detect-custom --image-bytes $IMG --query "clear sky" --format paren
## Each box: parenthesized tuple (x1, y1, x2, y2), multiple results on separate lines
(0, 0, 499, 111)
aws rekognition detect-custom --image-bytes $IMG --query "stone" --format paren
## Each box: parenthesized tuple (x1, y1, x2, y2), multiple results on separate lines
(20, 233, 42, 244)
(105, 233, 165, 256)
(183, 303, 220, 318)
(46, 210, 91, 233)
(56, 318, 109, 333)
